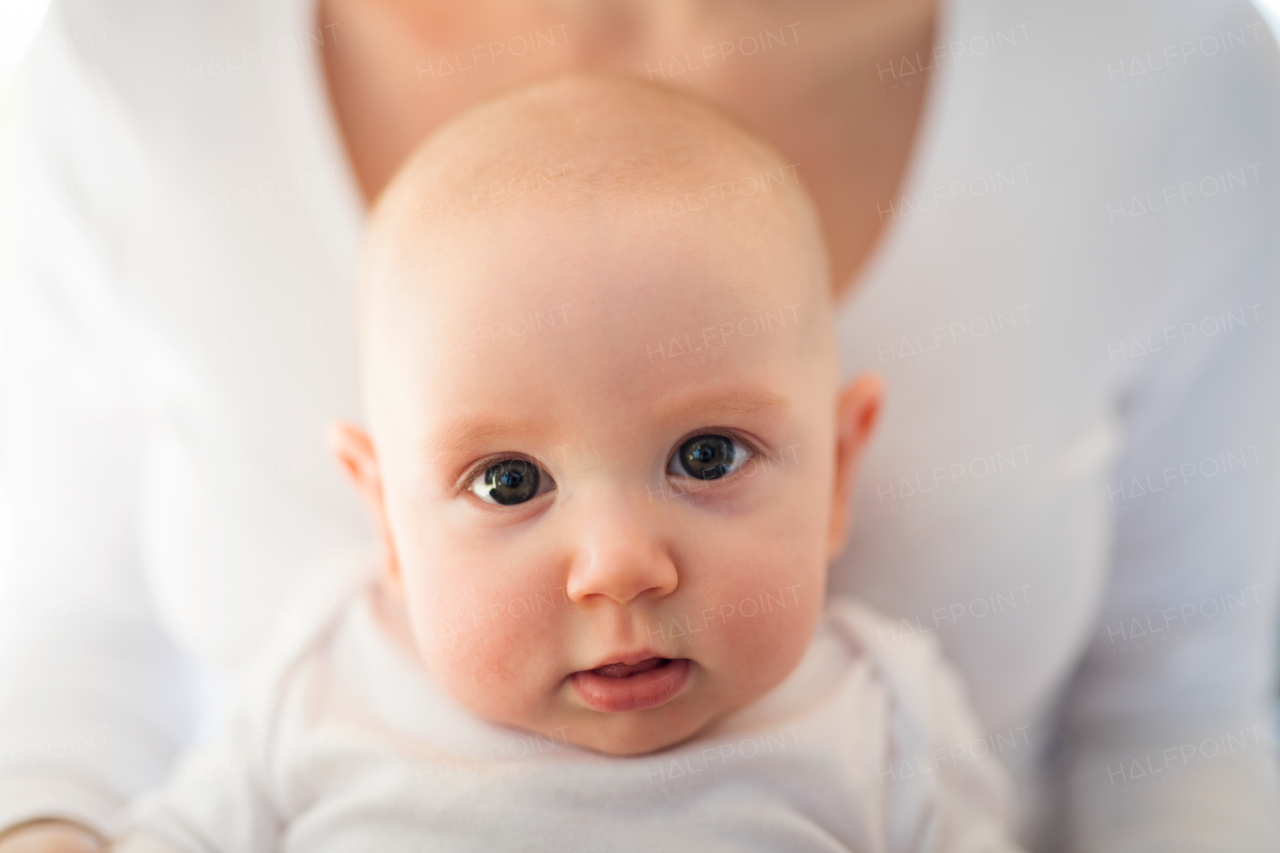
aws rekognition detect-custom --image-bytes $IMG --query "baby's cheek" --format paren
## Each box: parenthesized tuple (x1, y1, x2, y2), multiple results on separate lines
(408, 577, 561, 718)
(718, 580, 821, 666)
(681, 526, 827, 693)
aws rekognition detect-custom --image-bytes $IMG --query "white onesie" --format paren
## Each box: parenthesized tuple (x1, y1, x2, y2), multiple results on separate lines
(115, 566, 1023, 853)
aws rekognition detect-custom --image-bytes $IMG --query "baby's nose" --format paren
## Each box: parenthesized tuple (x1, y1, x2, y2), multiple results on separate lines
(563, 502, 678, 606)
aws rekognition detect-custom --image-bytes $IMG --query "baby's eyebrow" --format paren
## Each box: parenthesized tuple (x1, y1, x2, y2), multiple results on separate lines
(657, 384, 792, 422)
(421, 416, 542, 462)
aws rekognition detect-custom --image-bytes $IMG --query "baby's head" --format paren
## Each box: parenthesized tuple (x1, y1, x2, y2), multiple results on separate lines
(332, 73, 881, 756)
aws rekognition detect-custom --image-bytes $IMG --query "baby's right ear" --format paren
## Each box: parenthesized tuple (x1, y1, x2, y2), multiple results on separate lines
(328, 421, 378, 494)
(328, 422, 403, 595)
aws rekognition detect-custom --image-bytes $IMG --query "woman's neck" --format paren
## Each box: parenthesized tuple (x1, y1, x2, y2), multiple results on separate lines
(319, 0, 939, 292)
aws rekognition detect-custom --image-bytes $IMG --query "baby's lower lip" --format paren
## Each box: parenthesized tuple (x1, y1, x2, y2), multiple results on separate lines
(570, 658, 691, 713)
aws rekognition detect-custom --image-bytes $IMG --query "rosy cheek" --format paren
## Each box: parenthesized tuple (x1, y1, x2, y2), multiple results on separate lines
(439, 631, 515, 701)
(410, 579, 558, 714)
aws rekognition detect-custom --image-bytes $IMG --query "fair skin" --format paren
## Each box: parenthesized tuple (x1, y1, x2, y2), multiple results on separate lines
(332, 191, 881, 755)
(5, 0, 922, 845)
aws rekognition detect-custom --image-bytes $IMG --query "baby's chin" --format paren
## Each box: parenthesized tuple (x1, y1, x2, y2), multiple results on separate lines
(548, 700, 725, 757)
(465, 680, 730, 757)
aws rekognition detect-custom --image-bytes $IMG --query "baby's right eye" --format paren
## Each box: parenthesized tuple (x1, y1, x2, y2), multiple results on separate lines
(468, 458, 554, 506)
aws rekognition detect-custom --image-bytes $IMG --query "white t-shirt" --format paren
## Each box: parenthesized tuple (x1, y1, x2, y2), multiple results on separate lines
(114, 569, 1021, 853)
(1, 0, 1278, 850)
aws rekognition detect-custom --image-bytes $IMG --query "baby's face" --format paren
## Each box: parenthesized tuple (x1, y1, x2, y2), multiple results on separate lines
(351, 201, 862, 755)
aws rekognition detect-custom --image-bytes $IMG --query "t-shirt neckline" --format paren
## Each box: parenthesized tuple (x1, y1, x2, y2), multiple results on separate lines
(270, 0, 962, 293)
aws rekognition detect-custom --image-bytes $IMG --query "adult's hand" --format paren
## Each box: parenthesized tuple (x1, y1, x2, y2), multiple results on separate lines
(0, 821, 104, 853)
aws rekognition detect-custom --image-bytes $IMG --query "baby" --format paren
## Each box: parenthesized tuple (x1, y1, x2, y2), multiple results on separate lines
(115, 74, 1021, 852)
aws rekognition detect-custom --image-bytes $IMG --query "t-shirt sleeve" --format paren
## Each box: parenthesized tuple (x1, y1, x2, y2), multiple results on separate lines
(896, 656, 1026, 853)
(0, 3, 198, 836)
(113, 567, 364, 853)
(112, 705, 282, 853)
(1059, 3, 1280, 850)
(831, 599, 1025, 853)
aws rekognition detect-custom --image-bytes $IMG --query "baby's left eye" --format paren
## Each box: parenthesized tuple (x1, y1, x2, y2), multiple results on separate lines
(667, 433, 752, 481)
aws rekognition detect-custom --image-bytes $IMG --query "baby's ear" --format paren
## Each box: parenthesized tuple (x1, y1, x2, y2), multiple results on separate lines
(827, 374, 883, 559)
(328, 422, 403, 596)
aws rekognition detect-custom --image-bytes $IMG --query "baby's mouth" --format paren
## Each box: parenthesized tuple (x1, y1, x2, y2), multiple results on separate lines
(591, 657, 665, 678)
(571, 657, 691, 713)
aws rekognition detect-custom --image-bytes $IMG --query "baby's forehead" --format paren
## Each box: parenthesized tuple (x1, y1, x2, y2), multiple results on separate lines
(367, 204, 825, 460)
(382, 190, 809, 342)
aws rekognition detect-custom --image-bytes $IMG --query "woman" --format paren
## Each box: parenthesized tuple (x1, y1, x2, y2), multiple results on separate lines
(1, 0, 1277, 850)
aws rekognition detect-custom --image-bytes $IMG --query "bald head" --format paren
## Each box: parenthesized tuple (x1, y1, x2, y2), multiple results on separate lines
(359, 72, 831, 342)
(370, 73, 821, 230)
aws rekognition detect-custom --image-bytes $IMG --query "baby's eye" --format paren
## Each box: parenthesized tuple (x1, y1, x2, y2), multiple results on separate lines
(468, 458, 554, 505)
(667, 434, 752, 481)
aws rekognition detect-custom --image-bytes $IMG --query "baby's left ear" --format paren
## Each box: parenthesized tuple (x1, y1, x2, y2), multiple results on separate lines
(827, 374, 884, 559)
